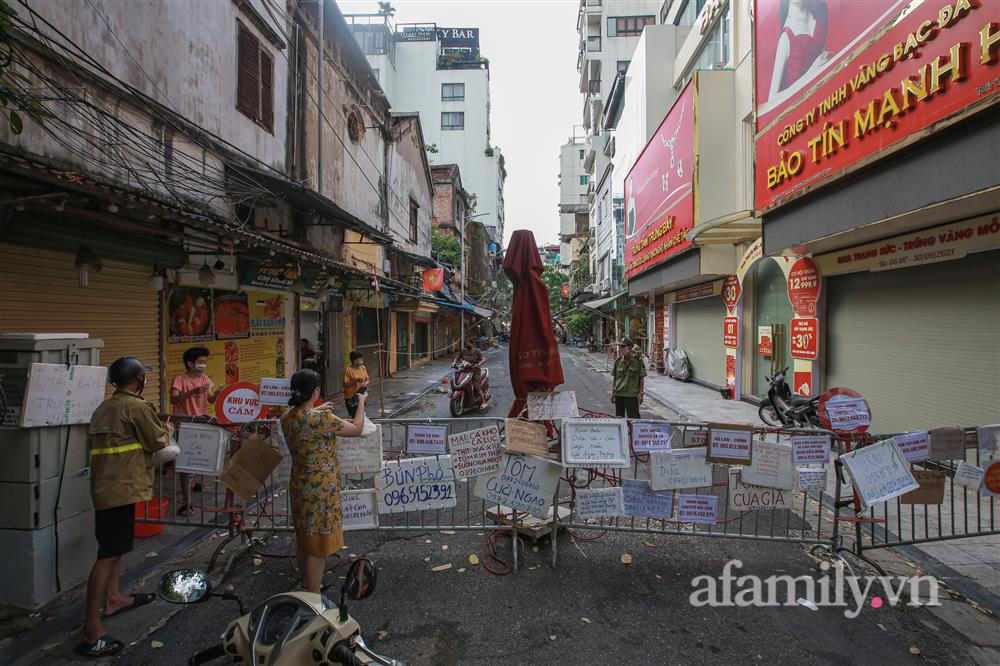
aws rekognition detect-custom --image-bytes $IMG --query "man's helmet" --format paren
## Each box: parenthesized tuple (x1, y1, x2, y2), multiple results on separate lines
(107, 357, 151, 386)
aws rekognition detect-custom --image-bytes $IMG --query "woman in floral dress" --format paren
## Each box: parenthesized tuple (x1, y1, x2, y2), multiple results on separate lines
(280, 369, 367, 592)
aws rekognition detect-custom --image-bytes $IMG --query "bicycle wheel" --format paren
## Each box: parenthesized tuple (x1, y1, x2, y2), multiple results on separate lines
(759, 401, 783, 427)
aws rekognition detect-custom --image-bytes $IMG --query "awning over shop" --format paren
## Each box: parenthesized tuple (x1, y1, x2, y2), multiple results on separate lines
(581, 293, 619, 309)
(464, 296, 493, 318)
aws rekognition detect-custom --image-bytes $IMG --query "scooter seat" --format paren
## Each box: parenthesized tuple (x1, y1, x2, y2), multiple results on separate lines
(790, 395, 815, 406)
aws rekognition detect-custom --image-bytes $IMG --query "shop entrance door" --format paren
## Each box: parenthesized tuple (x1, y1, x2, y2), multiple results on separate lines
(413, 322, 428, 359)
(396, 312, 409, 370)
(752, 258, 795, 397)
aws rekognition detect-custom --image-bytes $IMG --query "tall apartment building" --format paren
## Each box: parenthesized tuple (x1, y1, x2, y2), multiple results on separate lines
(558, 132, 589, 277)
(577, 1, 660, 297)
(346, 16, 505, 248)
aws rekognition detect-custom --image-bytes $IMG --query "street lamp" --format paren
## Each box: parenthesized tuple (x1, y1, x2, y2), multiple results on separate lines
(461, 211, 491, 350)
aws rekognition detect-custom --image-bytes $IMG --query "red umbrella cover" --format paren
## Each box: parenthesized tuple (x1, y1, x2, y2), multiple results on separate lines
(503, 230, 565, 417)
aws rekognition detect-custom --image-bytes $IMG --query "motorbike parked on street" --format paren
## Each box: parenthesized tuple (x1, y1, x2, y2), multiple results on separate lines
(158, 558, 404, 666)
(449, 359, 491, 417)
(758, 366, 821, 428)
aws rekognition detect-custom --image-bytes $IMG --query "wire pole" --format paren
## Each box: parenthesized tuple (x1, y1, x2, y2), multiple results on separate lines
(317, 0, 324, 193)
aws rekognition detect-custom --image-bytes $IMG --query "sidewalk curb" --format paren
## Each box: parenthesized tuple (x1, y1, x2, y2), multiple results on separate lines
(564, 346, 699, 422)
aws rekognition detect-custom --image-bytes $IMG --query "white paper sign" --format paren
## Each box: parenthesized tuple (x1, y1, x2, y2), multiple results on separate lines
(729, 469, 792, 511)
(176, 423, 228, 475)
(797, 468, 828, 494)
(650, 447, 712, 491)
(406, 425, 448, 454)
(707, 426, 753, 464)
(824, 396, 871, 432)
(448, 425, 503, 479)
(258, 378, 292, 406)
(575, 487, 625, 519)
(20, 363, 107, 428)
(840, 440, 919, 510)
(892, 431, 930, 462)
(742, 440, 795, 490)
(526, 391, 580, 420)
(341, 489, 378, 531)
(672, 426, 707, 446)
(631, 421, 673, 452)
(677, 494, 717, 523)
(622, 479, 674, 519)
(791, 435, 831, 464)
(375, 455, 457, 513)
(562, 418, 630, 468)
(976, 424, 1000, 462)
(953, 462, 984, 491)
(474, 453, 562, 518)
(339, 425, 383, 475)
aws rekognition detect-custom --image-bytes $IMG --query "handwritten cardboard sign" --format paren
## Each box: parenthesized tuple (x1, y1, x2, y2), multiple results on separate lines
(527, 391, 580, 420)
(671, 425, 707, 447)
(562, 418, 630, 468)
(474, 453, 562, 518)
(928, 427, 965, 461)
(706, 423, 753, 464)
(952, 462, 984, 491)
(677, 494, 717, 524)
(900, 470, 947, 505)
(741, 440, 794, 490)
(575, 487, 625, 519)
(840, 439, 919, 510)
(729, 469, 792, 512)
(375, 455, 457, 514)
(892, 431, 930, 462)
(341, 489, 379, 531)
(650, 447, 712, 491)
(258, 377, 292, 406)
(20, 363, 106, 428)
(406, 425, 448, 455)
(797, 468, 828, 495)
(622, 479, 674, 519)
(791, 435, 831, 465)
(176, 422, 229, 475)
(339, 424, 383, 475)
(631, 421, 673, 452)
(505, 418, 549, 456)
(448, 425, 503, 479)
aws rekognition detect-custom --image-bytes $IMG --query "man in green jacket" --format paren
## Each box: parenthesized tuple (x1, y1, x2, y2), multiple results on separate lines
(611, 338, 646, 419)
(77, 357, 169, 659)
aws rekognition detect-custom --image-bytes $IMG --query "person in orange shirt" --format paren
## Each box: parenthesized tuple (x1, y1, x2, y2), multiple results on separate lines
(343, 350, 369, 418)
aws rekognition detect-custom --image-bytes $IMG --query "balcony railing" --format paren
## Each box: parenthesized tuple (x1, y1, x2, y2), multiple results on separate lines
(586, 36, 601, 52)
(588, 79, 600, 95)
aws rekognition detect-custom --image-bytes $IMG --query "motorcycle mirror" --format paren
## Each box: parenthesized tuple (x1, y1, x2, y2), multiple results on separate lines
(342, 558, 378, 602)
(158, 568, 212, 604)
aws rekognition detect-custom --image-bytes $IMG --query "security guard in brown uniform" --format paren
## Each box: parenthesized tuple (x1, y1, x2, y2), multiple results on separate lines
(77, 357, 169, 659)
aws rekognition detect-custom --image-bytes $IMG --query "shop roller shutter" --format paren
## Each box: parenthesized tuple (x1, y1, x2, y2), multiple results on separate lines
(826, 250, 1000, 433)
(0, 243, 162, 407)
(674, 295, 725, 387)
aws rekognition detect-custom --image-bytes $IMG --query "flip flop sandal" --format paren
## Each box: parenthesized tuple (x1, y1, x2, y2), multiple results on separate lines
(74, 635, 124, 658)
(177, 504, 194, 517)
(103, 592, 154, 618)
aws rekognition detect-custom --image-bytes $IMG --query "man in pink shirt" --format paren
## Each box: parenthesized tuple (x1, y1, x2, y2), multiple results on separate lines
(169, 347, 223, 516)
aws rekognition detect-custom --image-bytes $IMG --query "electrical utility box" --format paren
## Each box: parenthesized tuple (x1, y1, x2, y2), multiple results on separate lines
(0, 334, 103, 608)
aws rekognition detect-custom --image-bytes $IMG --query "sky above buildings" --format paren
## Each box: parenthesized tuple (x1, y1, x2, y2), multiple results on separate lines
(340, 0, 581, 247)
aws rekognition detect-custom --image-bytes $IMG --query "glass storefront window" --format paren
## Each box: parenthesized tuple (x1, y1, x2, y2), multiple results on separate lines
(752, 258, 794, 397)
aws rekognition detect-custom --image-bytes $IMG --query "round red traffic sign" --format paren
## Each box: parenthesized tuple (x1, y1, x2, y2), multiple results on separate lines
(817, 387, 871, 433)
(984, 461, 1000, 495)
(787, 257, 820, 317)
(214, 382, 264, 424)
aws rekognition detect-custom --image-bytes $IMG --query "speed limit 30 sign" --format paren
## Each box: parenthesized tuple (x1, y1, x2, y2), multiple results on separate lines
(789, 317, 818, 360)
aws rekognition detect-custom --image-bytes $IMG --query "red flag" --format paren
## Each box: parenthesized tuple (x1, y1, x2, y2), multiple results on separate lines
(423, 267, 445, 292)
(503, 230, 565, 418)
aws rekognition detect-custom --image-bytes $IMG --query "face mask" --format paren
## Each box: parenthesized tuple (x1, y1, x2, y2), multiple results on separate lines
(194, 363, 207, 374)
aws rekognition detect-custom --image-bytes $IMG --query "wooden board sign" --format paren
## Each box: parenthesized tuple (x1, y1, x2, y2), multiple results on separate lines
(505, 418, 549, 456)
(900, 470, 947, 505)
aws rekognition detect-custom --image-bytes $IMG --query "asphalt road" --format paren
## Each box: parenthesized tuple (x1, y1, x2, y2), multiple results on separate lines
(119, 346, 971, 665)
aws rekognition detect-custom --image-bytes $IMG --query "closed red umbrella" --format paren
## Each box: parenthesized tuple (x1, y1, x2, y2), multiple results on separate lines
(503, 230, 565, 417)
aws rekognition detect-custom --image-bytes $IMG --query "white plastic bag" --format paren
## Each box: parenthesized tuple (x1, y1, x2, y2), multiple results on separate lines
(361, 416, 377, 437)
(668, 348, 691, 381)
(152, 442, 180, 466)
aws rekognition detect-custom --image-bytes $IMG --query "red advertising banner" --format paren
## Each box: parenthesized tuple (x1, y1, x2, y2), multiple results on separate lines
(721, 274, 741, 313)
(726, 353, 737, 396)
(755, 0, 1000, 211)
(723, 316, 739, 349)
(758, 326, 774, 356)
(787, 257, 820, 316)
(793, 370, 813, 397)
(624, 82, 695, 279)
(790, 317, 819, 360)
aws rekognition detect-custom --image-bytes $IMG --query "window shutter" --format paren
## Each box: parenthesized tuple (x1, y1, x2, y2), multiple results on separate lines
(237, 24, 260, 120)
(260, 50, 274, 132)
